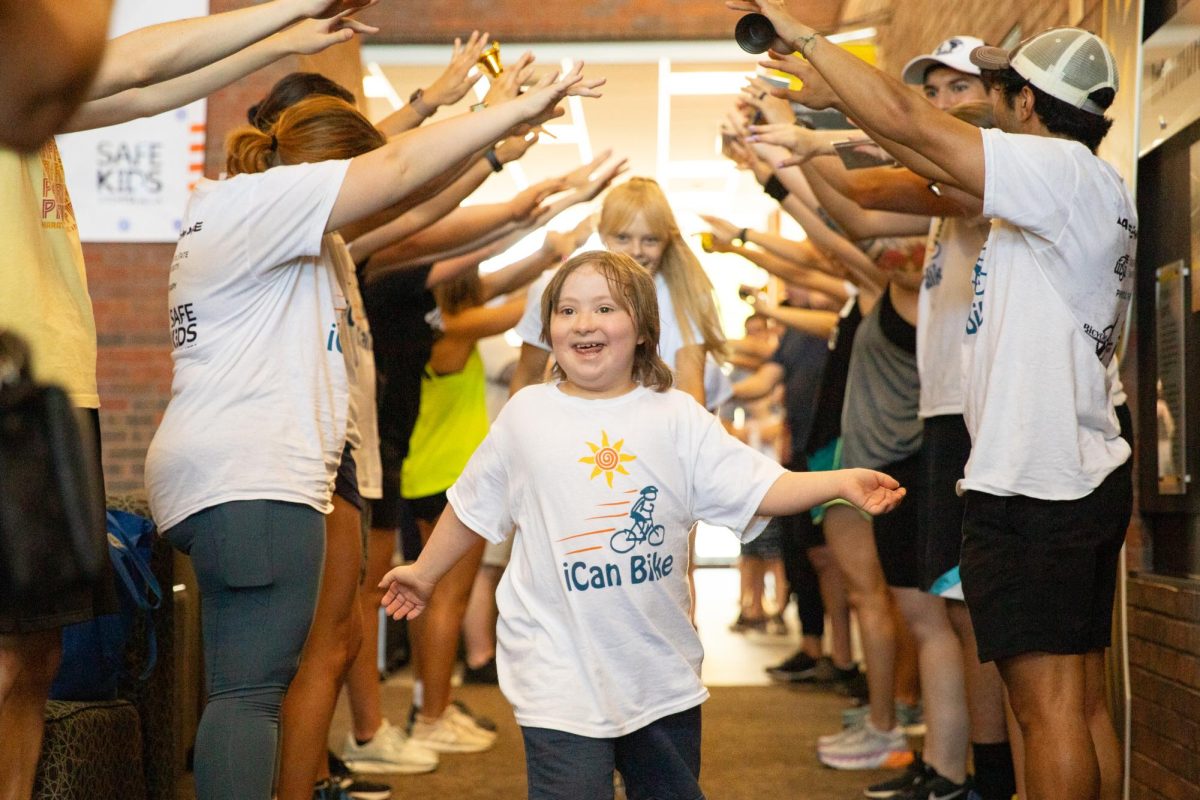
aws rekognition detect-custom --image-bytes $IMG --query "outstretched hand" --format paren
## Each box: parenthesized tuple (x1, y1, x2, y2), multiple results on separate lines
(306, 0, 379, 20)
(759, 49, 840, 111)
(568, 151, 629, 202)
(741, 77, 795, 125)
(280, 9, 379, 55)
(724, 0, 812, 53)
(423, 31, 489, 107)
(519, 61, 605, 128)
(842, 469, 906, 515)
(379, 565, 437, 621)
(483, 51, 537, 105)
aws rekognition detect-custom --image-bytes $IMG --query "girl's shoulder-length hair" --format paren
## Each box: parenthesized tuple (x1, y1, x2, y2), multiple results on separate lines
(540, 250, 674, 392)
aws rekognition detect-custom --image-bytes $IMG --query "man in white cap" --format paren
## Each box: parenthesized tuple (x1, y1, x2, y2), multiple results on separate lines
(901, 35, 989, 110)
(728, 4, 1135, 799)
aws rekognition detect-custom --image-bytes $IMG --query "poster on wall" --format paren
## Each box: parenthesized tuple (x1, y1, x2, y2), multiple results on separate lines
(56, 0, 209, 243)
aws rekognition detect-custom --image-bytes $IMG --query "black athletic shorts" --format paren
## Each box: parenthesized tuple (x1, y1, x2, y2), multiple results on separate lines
(919, 414, 971, 595)
(960, 405, 1133, 663)
(368, 438, 422, 561)
(333, 443, 363, 512)
(872, 450, 923, 590)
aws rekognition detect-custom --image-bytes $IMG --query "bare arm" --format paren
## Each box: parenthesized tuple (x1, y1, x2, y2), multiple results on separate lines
(733, 361, 784, 401)
(0, 0, 111, 150)
(755, 299, 839, 340)
(756, 468, 906, 517)
(732, 0, 985, 197)
(799, 161, 933, 238)
(87, 0, 367, 100)
(380, 504, 483, 620)
(441, 297, 526, 342)
(509, 343, 551, 395)
(778, 193, 886, 291)
(675, 344, 707, 406)
(63, 14, 372, 133)
(374, 31, 489, 135)
(328, 64, 604, 233)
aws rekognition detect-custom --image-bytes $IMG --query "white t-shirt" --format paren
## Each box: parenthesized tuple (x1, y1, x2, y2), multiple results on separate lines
(917, 215, 989, 418)
(447, 383, 785, 737)
(146, 160, 351, 530)
(328, 233, 382, 500)
(513, 271, 733, 410)
(960, 130, 1135, 500)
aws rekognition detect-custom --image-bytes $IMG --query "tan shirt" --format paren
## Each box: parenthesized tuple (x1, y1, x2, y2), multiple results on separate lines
(0, 141, 98, 407)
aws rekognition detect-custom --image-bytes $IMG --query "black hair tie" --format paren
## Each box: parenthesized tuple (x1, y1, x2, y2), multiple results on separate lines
(270, 134, 278, 151)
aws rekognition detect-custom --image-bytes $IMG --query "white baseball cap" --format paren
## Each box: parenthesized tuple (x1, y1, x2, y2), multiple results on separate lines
(901, 36, 986, 85)
(969, 28, 1118, 115)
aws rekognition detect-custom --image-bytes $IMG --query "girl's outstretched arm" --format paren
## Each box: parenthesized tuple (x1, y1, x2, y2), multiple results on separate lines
(379, 504, 483, 620)
(756, 468, 906, 518)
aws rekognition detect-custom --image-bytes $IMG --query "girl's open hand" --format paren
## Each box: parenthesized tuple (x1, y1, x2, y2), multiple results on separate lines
(843, 469, 906, 515)
(281, 9, 379, 55)
(379, 566, 436, 621)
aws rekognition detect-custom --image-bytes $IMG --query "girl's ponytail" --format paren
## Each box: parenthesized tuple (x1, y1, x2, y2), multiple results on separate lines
(225, 126, 275, 176)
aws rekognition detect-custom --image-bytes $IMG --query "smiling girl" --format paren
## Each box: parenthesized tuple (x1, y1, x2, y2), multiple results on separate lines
(378, 250, 905, 800)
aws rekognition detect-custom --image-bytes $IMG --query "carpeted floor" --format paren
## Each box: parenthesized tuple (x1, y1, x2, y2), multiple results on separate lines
(179, 679, 907, 799)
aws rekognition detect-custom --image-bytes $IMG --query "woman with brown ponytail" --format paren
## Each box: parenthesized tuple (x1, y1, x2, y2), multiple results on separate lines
(144, 67, 602, 800)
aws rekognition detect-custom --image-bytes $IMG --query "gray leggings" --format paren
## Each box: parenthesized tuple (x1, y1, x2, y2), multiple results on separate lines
(168, 500, 325, 800)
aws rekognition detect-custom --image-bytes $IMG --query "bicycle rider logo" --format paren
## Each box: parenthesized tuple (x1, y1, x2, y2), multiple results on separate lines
(609, 486, 666, 554)
(559, 432, 674, 593)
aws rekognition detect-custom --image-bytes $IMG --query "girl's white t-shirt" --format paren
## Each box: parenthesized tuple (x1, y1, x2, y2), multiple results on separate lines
(960, 129, 1135, 500)
(917, 214, 989, 419)
(146, 160, 352, 530)
(447, 383, 785, 736)
(514, 271, 733, 410)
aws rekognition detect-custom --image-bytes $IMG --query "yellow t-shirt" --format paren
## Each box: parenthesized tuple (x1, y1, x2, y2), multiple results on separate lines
(0, 141, 98, 407)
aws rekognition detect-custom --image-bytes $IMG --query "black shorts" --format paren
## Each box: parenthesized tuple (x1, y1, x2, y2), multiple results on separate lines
(0, 408, 118, 634)
(873, 451, 923, 590)
(368, 438, 422, 561)
(334, 443, 363, 512)
(960, 406, 1133, 663)
(919, 415, 971, 595)
(407, 492, 449, 526)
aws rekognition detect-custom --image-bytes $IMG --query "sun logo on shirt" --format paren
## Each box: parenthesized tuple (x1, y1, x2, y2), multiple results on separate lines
(578, 430, 637, 488)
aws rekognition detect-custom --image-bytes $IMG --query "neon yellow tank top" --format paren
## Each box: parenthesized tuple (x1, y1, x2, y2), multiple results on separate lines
(401, 348, 490, 499)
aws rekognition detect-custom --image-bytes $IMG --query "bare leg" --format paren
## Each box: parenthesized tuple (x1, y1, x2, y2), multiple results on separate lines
(345, 525, 395, 741)
(0, 630, 62, 800)
(461, 564, 503, 669)
(767, 558, 789, 616)
(1005, 685, 1028, 800)
(892, 600, 920, 707)
(808, 544, 852, 668)
(1084, 650, 1121, 800)
(414, 517, 486, 721)
(823, 504, 896, 731)
(999, 651, 1098, 800)
(892, 587, 969, 784)
(744, 555, 767, 622)
(277, 495, 364, 799)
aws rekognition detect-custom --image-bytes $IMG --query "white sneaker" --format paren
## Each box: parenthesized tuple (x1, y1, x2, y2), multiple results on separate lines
(444, 703, 498, 742)
(341, 719, 439, 775)
(410, 708, 497, 753)
(817, 720, 912, 770)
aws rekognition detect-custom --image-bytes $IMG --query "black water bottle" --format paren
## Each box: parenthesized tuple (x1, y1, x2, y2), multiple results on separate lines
(735, 13, 777, 54)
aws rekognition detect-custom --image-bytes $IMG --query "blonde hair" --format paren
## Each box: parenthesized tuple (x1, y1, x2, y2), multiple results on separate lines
(541, 251, 674, 392)
(599, 178, 727, 360)
(225, 95, 385, 176)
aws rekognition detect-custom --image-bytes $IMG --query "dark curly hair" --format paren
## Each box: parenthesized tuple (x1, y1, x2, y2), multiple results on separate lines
(984, 67, 1113, 152)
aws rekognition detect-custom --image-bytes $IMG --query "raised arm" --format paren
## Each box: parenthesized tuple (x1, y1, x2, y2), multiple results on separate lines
(328, 63, 604, 232)
(729, 0, 985, 196)
(63, 13, 374, 133)
(374, 31, 490, 136)
(87, 0, 371, 101)
(441, 297, 526, 342)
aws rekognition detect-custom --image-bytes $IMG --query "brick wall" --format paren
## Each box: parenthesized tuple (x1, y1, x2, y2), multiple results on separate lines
(91, 2, 364, 493)
(1128, 575, 1200, 800)
(358, 0, 844, 44)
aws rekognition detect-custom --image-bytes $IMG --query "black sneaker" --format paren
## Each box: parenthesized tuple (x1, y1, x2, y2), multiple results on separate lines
(766, 651, 821, 682)
(893, 764, 969, 800)
(324, 752, 393, 800)
(834, 663, 870, 701)
(462, 657, 498, 685)
(864, 753, 925, 798)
